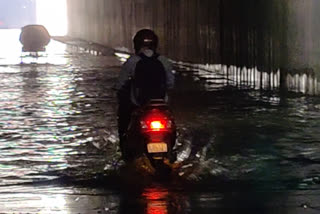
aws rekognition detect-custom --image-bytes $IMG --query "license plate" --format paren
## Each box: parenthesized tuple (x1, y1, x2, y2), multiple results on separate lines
(147, 143, 168, 153)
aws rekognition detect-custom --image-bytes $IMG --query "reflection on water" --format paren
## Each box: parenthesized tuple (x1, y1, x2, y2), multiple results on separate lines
(1, 194, 67, 214)
(0, 29, 121, 188)
(175, 61, 320, 95)
(144, 188, 169, 214)
(0, 185, 121, 213)
(0, 29, 320, 213)
(117, 184, 191, 214)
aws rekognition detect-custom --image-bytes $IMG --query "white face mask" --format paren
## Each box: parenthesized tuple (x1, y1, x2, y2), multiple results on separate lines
(140, 49, 154, 57)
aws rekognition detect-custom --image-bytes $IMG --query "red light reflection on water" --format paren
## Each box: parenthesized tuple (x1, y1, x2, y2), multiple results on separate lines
(143, 187, 169, 214)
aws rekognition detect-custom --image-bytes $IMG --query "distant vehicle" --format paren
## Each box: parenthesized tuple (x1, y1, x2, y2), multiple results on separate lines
(19, 25, 51, 52)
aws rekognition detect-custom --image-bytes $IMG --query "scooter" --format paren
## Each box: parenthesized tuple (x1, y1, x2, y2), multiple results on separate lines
(122, 99, 176, 168)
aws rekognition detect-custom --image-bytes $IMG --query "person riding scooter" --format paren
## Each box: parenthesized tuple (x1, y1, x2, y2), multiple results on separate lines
(115, 29, 175, 156)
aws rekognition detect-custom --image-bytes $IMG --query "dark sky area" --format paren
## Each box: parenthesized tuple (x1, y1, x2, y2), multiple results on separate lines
(0, 0, 36, 29)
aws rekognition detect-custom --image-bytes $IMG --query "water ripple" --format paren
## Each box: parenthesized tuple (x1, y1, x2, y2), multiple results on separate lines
(1, 30, 320, 204)
(0, 30, 121, 187)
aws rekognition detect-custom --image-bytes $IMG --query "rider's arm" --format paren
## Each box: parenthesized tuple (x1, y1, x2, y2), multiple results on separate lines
(158, 55, 175, 89)
(115, 55, 141, 90)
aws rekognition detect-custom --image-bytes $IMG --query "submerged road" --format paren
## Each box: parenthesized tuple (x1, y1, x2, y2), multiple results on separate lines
(0, 29, 320, 213)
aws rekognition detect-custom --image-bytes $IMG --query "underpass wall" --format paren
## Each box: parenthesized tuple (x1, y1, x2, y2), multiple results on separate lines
(66, 0, 320, 94)
(67, 0, 221, 64)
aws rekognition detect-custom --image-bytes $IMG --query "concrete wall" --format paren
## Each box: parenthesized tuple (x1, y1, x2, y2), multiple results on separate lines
(287, 0, 320, 73)
(219, 0, 288, 71)
(67, 0, 221, 64)
(67, 0, 320, 75)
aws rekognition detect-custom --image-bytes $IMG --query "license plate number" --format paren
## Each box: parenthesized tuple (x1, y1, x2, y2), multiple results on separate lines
(147, 143, 168, 153)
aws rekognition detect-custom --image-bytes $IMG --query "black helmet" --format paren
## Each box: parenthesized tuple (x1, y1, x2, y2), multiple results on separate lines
(133, 29, 159, 54)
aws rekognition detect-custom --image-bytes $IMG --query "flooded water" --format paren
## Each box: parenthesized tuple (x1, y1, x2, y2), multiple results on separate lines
(1, 29, 320, 213)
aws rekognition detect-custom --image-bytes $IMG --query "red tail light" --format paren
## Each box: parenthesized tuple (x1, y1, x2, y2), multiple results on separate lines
(150, 120, 165, 130)
(140, 110, 172, 132)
